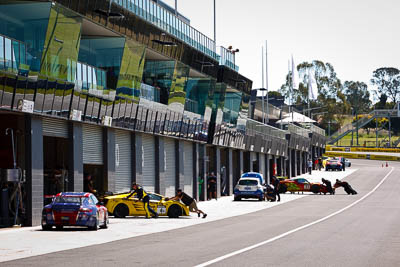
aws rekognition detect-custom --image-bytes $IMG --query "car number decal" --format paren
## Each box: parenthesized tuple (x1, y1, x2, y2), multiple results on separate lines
(157, 206, 167, 214)
(304, 184, 310, 190)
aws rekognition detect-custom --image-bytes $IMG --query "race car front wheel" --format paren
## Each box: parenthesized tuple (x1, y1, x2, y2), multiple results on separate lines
(114, 204, 129, 218)
(168, 205, 182, 218)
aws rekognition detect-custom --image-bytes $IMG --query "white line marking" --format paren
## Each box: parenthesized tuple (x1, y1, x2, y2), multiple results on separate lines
(195, 167, 395, 267)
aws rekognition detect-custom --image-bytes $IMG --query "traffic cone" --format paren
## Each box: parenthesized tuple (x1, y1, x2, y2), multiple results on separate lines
(386, 162, 388, 167)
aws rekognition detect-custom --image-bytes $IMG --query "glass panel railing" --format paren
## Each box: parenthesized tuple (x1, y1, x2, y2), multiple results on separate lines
(0, 34, 28, 75)
(219, 46, 239, 71)
(113, 0, 218, 61)
(75, 61, 107, 96)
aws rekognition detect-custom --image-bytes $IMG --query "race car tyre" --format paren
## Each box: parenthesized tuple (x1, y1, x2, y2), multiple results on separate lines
(234, 196, 241, 201)
(42, 224, 52, 231)
(56, 225, 63, 231)
(168, 205, 182, 218)
(89, 213, 99, 231)
(114, 204, 129, 218)
(258, 197, 263, 201)
(100, 214, 108, 229)
(279, 184, 287, 194)
(311, 184, 320, 194)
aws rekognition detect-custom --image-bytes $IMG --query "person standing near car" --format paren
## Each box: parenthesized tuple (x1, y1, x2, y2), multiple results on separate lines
(207, 172, 217, 200)
(168, 189, 207, 218)
(340, 157, 346, 171)
(308, 159, 313, 175)
(272, 176, 281, 202)
(125, 183, 158, 218)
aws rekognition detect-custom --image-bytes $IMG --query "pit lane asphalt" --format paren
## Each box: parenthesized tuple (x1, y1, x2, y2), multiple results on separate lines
(3, 159, 399, 267)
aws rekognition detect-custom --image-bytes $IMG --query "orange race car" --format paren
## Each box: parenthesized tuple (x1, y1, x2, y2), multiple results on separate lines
(279, 178, 330, 194)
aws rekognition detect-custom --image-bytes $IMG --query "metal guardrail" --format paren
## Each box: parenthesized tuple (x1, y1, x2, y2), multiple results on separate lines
(287, 123, 310, 138)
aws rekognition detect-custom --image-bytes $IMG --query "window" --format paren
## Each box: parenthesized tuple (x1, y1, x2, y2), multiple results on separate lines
(238, 179, 258, 186)
(54, 196, 81, 204)
(0, 36, 4, 69)
(82, 64, 88, 90)
(148, 193, 162, 201)
(4, 37, 11, 70)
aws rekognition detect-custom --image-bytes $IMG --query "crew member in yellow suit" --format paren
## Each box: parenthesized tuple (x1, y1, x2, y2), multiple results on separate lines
(125, 183, 158, 218)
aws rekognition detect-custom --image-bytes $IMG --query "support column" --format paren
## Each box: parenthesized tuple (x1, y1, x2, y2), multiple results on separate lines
(227, 148, 233, 195)
(215, 147, 221, 198)
(193, 142, 198, 200)
(68, 122, 83, 192)
(239, 150, 244, 177)
(131, 132, 136, 184)
(265, 154, 270, 184)
(299, 151, 303, 174)
(293, 149, 297, 178)
(25, 115, 43, 226)
(199, 144, 206, 201)
(104, 128, 116, 193)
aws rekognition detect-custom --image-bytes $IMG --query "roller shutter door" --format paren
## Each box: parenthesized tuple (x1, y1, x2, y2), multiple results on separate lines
(142, 134, 155, 192)
(42, 118, 68, 138)
(183, 141, 193, 196)
(115, 130, 132, 193)
(82, 124, 103, 164)
(164, 138, 176, 197)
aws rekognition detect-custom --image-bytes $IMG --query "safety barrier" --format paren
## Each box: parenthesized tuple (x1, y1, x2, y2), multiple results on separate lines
(325, 146, 400, 153)
(324, 152, 400, 161)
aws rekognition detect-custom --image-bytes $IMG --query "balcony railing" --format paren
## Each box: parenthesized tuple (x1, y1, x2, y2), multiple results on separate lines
(219, 46, 239, 71)
(113, 0, 218, 61)
(75, 62, 107, 96)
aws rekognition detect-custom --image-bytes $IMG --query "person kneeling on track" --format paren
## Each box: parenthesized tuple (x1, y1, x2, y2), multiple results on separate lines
(334, 179, 357, 195)
(265, 184, 276, 202)
(168, 189, 207, 218)
(321, 178, 335, 194)
(125, 183, 158, 218)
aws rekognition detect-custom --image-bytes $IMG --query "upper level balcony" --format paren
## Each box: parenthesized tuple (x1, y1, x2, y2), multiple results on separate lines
(113, 0, 218, 61)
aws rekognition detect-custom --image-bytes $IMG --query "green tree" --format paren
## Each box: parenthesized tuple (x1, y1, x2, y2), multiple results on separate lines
(343, 81, 371, 113)
(370, 67, 400, 103)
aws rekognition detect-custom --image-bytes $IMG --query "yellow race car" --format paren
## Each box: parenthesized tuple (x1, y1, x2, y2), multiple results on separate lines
(104, 192, 189, 218)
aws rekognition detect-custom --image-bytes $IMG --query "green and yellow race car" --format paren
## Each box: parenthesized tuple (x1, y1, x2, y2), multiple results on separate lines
(104, 192, 189, 218)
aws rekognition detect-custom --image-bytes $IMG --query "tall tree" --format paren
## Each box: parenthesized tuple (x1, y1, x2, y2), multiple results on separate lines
(370, 67, 400, 103)
(343, 81, 371, 113)
(279, 60, 344, 105)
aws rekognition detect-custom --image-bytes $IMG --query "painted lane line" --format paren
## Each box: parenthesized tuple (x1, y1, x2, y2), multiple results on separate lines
(195, 167, 395, 267)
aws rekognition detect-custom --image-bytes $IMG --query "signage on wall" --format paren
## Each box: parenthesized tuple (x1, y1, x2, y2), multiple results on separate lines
(102, 116, 113, 127)
(17, 99, 34, 114)
(70, 109, 82, 121)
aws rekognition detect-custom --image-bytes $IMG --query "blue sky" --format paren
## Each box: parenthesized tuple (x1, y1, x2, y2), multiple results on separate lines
(163, 0, 400, 99)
